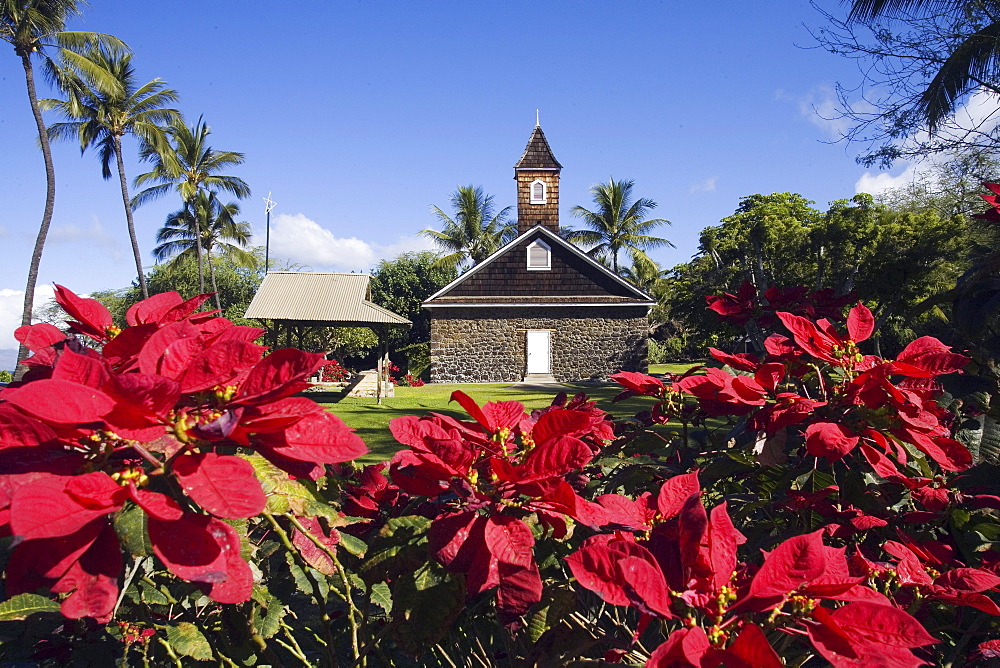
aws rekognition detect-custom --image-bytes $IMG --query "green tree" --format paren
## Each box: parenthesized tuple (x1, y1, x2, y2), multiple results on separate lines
(421, 185, 515, 271)
(701, 192, 820, 291)
(132, 116, 250, 288)
(43, 44, 180, 299)
(662, 192, 972, 355)
(875, 150, 1000, 218)
(1, 0, 125, 365)
(93, 248, 266, 328)
(370, 251, 457, 344)
(154, 190, 256, 310)
(620, 255, 667, 296)
(849, 0, 1000, 131)
(567, 178, 672, 274)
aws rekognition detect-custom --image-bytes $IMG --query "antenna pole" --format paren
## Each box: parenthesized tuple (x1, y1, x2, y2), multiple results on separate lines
(263, 192, 277, 273)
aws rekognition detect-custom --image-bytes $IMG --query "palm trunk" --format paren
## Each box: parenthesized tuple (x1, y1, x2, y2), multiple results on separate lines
(207, 246, 221, 311)
(113, 136, 148, 299)
(16, 53, 57, 374)
(193, 204, 205, 295)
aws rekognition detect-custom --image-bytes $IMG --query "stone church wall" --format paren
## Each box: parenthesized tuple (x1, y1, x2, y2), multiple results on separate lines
(428, 306, 648, 383)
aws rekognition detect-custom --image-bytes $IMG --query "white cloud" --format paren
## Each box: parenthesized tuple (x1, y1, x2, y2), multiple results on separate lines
(689, 176, 718, 193)
(854, 88, 1000, 196)
(855, 162, 922, 196)
(267, 213, 436, 272)
(777, 85, 857, 139)
(49, 218, 123, 260)
(0, 284, 56, 353)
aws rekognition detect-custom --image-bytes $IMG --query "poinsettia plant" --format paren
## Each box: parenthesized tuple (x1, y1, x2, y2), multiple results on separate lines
(0, 286, 371, 663)
(1, 284, 997, 666)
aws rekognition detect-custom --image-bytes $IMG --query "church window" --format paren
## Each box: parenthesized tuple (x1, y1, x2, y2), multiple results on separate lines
(530, 179, 546, 204)
(527, 239, 551, 270)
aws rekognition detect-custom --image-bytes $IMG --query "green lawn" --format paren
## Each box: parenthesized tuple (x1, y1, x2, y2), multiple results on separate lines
(649, 361, 703, 376)
(318, 382, 660, 463)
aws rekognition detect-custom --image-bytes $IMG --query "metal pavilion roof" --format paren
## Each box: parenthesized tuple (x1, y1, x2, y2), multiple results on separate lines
(244, 271, 410, 326)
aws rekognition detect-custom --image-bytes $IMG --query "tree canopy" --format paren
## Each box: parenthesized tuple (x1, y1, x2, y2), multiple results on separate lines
(43, 43, 180, 298)
(1, 0, 125, 365)
(421, 185, 515, 271)
(370, 251, 457, 346)
(662, 191, 973, 356)
(567, 178, 672, 274)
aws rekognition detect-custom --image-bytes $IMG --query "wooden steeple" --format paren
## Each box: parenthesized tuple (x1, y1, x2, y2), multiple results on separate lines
(514, 123, 562, 234)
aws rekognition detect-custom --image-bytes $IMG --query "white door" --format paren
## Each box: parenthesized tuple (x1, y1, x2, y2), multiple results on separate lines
(526, 330, 551, 374)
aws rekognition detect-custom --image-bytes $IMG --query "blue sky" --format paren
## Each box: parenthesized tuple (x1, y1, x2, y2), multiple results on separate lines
(0, 0, 927, 355)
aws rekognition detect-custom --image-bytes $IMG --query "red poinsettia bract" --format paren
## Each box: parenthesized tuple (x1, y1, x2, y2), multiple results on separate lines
(568, 473, 937, 667)
(387, 390, 614, 618)
(0, 286, 367, 621)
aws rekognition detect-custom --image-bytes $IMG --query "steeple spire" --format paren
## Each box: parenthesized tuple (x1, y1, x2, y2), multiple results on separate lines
(514, 124, 562, 234)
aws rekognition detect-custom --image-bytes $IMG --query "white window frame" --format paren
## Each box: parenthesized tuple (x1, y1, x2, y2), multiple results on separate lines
(526, 239, 551, 270)
(529, 179, 547, 204)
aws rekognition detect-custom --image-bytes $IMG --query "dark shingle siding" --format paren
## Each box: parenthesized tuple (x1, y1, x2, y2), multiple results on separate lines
(434, 231, 644, 302)
(514, 126, 562, 170)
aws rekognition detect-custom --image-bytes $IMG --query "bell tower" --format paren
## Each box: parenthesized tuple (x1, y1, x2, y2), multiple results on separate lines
(514, 121, 562, 234)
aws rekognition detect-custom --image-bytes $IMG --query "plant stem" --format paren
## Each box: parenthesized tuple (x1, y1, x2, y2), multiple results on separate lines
(263, 512, 339, 667)
(284, 513, 362, 660)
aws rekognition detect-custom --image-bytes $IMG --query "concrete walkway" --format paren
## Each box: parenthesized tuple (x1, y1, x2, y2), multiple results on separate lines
(504, 381, 568, 392)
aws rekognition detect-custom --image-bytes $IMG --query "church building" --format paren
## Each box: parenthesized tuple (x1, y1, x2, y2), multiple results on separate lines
(422, 124, 653, 383)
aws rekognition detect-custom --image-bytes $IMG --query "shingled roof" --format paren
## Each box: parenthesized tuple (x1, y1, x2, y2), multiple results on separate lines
(514, 125, 562, 170)
(244, 272, 410, 326)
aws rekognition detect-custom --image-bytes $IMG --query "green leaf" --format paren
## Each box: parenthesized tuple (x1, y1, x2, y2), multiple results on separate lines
(114, 502, 152, 556)
(284, 551, 328, 599)
(391, 562, 465, 655)
(164, 622, 213, 661)
(360, 515, 430, 586)
(339, 532, 367, 558)
(137, 581, 171, 606)
(251, 588, 286, 640)
(0, 593, 60, 620)
(528, 587, 576, 643)
(246, 452, 321, 515)
(979, 412, 1000, 466)
(370, 581, 392, 614)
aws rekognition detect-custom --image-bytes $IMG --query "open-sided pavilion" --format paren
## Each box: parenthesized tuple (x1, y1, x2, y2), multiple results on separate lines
(244, 271, 410, 400)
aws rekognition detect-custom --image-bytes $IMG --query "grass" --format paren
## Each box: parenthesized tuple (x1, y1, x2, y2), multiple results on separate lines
(317, 382, 661, 463)
(649, 361, 703, 376)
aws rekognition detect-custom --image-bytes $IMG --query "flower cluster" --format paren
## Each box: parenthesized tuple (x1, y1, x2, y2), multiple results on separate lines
(570, 472, 938, 665)
(706, 280, 856, 329)
(0, 286, 366, 622)
(318, 358, 351, 383)
(381, 390, 614, 617)
(601, 296, 1000, 665)
(395, 373, 424, 387)
(617, 301, 971, 476)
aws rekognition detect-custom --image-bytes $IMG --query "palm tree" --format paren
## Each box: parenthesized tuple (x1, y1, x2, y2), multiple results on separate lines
(154, 191, 255, 310)
(43, 44, 180, 299)
(420, 185, 515, 270)
(621, 255, 667, 295)
(2, 0, 125, 365)
(568, 178, 673, 274)
(848, 0, 1000, 132)
(132, 116, 250, 288)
